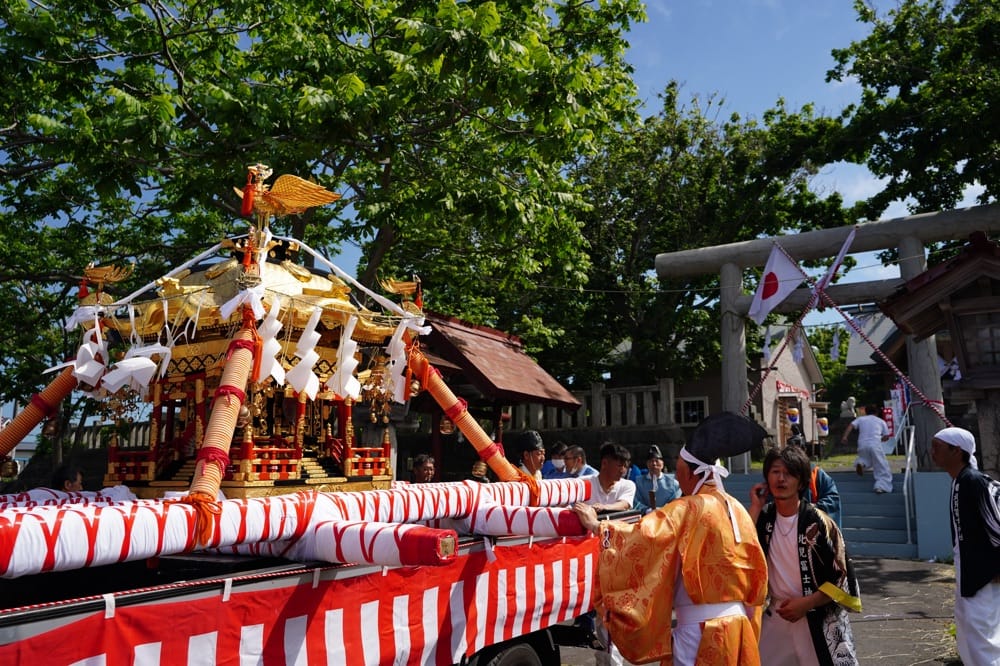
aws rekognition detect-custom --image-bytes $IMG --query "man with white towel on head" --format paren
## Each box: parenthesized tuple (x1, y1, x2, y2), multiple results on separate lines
(931, 427, 1000, 665)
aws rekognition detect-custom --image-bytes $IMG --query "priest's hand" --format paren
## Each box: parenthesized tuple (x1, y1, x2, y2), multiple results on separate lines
(572, 502, 599, 535)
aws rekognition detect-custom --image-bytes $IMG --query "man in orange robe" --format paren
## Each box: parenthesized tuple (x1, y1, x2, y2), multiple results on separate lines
(574, 412, 769, 665)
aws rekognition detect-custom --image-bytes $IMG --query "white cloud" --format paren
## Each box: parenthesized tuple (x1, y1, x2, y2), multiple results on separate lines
(644, 0, 672, 20)
(812, 162, 988, 221)
(810, 161, 886, 206)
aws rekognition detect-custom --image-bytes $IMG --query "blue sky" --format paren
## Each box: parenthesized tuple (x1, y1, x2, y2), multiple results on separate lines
(627, 0, 982, 326)
(628, 0, 869, 120)
(627, 0, 887, 326)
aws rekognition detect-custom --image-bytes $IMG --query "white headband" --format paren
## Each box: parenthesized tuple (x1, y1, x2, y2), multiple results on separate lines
(679, 445, 741, 543)
(934, 427, 978, 469)
(679, 445, 729, 494)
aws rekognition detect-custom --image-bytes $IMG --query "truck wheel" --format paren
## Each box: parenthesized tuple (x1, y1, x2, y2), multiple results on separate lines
(481, 643, 544, 666)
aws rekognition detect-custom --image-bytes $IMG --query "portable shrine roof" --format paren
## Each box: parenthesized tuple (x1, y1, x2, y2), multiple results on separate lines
(421, 313, 581, 411)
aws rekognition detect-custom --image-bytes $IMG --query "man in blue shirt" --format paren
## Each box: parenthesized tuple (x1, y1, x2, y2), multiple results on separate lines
(541, 440, 570, 479)
(563, 445, 599, 478)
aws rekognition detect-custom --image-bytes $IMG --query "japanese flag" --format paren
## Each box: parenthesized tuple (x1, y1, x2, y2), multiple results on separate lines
(748, 244, 806, 324)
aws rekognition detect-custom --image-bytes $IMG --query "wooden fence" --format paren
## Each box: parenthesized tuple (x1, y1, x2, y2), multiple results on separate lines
(508, 378, 675, 431)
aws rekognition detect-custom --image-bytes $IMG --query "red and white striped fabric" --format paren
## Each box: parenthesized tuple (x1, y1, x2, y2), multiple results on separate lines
(270, 504, 583, 564)
(0, 479, 593, 578)
(448, 504, 586, 538)
(216, 482, 588, 563)
(486, 478, 590, 507)
(0, 485, 136, 509)
(0, 493, 317, 577)
(0, 538, 597, 665)
(320, 481, 484, 523)
(295, 521, 457, 566)
(318, 479, 588, 524)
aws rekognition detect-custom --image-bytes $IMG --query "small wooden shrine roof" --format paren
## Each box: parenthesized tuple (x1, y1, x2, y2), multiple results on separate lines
(880, 232, 1000, 340)
(420, 313, 581, 411)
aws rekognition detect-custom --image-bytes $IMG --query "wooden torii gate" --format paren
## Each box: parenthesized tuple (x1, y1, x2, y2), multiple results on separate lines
(654, 203, 1000, 469)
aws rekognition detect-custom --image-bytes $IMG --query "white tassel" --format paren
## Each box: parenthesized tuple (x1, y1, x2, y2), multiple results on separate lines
(100, 343, 171, 395)
(219, 283, 266, 321)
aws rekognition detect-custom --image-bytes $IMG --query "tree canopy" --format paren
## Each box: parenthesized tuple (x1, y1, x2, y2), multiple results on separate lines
(0, 0, 644, 408)
(828, 0, 1000, 218)
(541, 84, 852, 385)
(3, 0, 997, 432)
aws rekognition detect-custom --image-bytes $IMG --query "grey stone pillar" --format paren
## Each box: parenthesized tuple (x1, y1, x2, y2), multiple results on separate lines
(897, 235, 945, 470)
(721, 262, 751, 473)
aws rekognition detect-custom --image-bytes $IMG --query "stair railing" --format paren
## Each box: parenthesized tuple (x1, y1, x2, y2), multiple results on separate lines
(901, 416, 917, 545)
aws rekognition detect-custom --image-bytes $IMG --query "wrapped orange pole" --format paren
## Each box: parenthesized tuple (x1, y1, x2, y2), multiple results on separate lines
(0, 367, 77, 457)
(407, 346, 540, 503)
(181, 311, 257, 546)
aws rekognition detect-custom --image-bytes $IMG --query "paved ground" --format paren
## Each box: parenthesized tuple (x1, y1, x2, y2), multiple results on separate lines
(559, 556, 962, 665)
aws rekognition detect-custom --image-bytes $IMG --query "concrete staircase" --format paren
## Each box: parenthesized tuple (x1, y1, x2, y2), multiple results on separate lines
(723, 471, 917, 559)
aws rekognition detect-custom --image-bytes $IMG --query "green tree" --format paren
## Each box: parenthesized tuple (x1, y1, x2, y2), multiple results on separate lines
(537, 84, 852, 385)
(809, 325, 857, 414)
(808, 323, 897, 424)
(0, 0, 644, 414)
(828, 0, 1000, 219)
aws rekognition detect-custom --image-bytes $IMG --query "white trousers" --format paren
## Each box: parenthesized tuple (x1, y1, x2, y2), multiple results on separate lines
(855, 443, 892, 492)
(759, 608, 821, 666)
(955, 574, 1000, 665)
(594, 614, 624, 666)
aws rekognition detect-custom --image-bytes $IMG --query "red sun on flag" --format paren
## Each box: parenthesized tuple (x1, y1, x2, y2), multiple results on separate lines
(748, 244, 806, 325)
(761, 272, 780, 299)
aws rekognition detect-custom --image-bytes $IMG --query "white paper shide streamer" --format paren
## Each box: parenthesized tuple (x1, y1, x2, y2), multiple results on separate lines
(72, 327, 110, 387)
(256, 296, 286, 386)
(286, 307, 322, 400)
(386, 322, 408, 404)
(792, 327, 804, 364)
(100, 344, 170, 396)
(328, 315, 361, 400)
